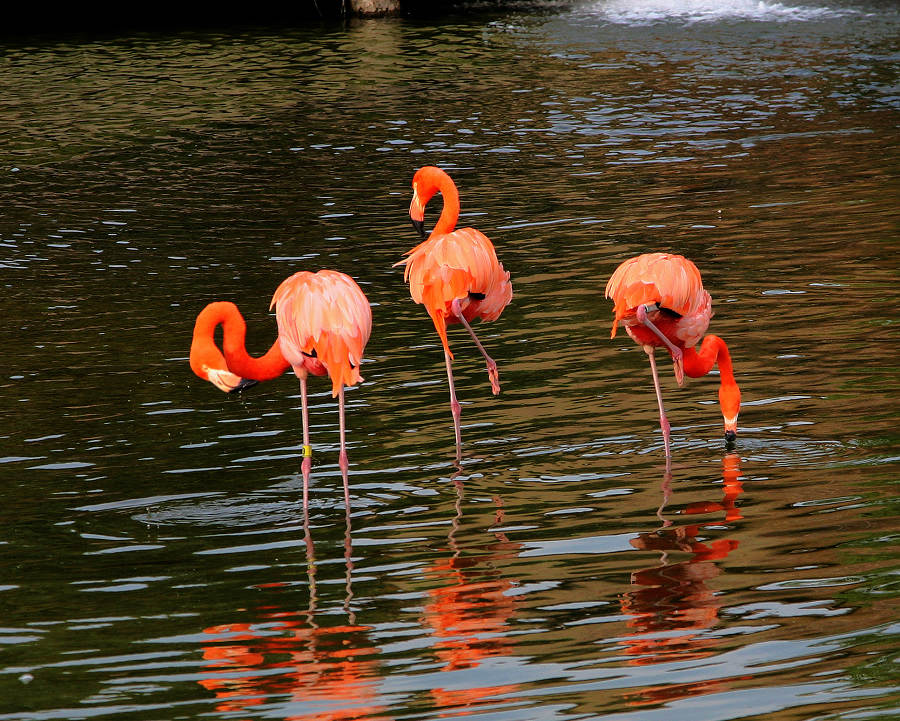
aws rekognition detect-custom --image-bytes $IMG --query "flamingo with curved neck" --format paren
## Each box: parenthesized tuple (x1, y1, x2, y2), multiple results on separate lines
(189, 301, 288, 393)
(189, 270, 372, 512)
(394, 166, 513, 461)
(605, 252, 741, 458)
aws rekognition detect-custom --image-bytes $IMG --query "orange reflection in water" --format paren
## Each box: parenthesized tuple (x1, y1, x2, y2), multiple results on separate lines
(619, 454, 746, 705)
(197, 488, 391, 721)
(423, 483, 523, 712)
(199, 618, 386, 720)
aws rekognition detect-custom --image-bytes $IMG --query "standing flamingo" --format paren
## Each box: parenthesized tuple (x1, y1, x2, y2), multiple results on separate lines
(605, 252, 740, 457)
(189, 270, 372, 511)
(394, 166, 513, 460)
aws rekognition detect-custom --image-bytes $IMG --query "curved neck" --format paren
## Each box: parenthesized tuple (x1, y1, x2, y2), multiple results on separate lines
(683, 334, 741, 430)
(682, 334, 731, 380)
(431, 174, 460, 236)
(195, 302, 288, 381)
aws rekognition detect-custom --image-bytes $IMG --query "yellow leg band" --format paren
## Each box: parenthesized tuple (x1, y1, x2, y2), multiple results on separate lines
(301, 445, 313, 458)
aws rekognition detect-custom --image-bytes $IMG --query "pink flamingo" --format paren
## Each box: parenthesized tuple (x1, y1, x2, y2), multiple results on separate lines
(394, 166, 513, 460)
(605, 252, 741, 457)
(190, 270, 371, 511)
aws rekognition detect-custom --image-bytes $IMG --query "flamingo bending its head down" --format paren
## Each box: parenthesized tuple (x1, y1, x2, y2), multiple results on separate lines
(394, 166, 513, 460)
(605, 252, 740, 457)
(189, 270, 372, 510)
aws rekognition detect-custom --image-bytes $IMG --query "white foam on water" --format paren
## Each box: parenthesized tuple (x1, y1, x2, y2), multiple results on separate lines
(586, 0, 858, 24)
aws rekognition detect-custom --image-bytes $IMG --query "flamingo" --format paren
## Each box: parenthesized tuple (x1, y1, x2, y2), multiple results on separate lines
(394, 166, 513, 460)
(189, 270, 372, 510)
(605, 252, 740, 457)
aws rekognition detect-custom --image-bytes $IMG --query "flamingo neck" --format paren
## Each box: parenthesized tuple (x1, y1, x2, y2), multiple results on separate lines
(430, 174, 460, 236)
(683, 334, 741, 432)
(682, 334, 730, 377)
(195, 302, 288, 381)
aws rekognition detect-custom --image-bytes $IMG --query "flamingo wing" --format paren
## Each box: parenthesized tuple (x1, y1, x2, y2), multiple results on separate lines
(605, 253, 709, 342)
(271, 270, 372, 396)
(395, 228, 512, 356)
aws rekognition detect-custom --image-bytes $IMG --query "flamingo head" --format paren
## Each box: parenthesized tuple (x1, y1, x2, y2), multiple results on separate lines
(409, 186, 427, 238)
(719, 382, 741, 442)
(190, 304, 258, 394)
(205, 367, 258, 394)
(410, 166, 456, 238)
(190, 347, 257, 393)
(409, 175, 435, 238)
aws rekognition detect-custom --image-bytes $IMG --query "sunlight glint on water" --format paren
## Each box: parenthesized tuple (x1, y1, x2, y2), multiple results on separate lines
(589, 0, 861, 24)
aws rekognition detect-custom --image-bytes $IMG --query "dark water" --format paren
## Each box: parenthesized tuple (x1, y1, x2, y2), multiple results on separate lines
(1, 1, 898, 718)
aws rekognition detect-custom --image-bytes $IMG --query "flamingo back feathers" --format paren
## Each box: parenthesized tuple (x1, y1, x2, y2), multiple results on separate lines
(395, 227, 512, 357)
(605, 252, 711, 346)
(270, 270, 372, 397)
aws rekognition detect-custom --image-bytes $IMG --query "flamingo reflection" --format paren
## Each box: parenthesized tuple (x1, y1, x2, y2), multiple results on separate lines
(198, 469, 390, 720)
(619, 454, 744, 690)
(422, 481, 523, 711)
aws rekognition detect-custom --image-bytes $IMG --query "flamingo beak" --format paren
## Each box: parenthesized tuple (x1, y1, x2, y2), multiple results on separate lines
(229, 378, 259, 394)
(723, 416, 738, 444)
(207, 367, 258, 394)
(410, 190, 427, 238)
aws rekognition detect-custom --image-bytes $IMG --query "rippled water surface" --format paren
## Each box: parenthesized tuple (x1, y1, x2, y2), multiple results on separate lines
(1, 1, 898, 718)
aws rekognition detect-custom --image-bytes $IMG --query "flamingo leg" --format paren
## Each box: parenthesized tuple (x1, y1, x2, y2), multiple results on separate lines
(646, 346, 673, 459)
(300, 376, 312, 515)
(637, 304, 684, 386)
(444, 348, 463, 462)
(338, 385, 349, 474)
(451, 298, 500, 395)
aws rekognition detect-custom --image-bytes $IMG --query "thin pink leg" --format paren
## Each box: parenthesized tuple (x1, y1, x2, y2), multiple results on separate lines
(338, 386, 349, 475)
(646, 346, 672, 459)
(452, 298, 500, 395)
(637, 304, 684, 386)
(444, 348, 463, 462)
(300, 376, 312, 516)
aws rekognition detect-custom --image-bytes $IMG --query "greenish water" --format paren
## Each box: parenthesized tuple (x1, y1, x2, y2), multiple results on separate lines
(1, 1, 898, 719)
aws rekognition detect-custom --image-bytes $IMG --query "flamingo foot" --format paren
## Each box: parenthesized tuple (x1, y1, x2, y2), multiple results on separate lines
(486, 358, 500, 395)
(637, 304, 685, 386)
(671, 348, 685, 387)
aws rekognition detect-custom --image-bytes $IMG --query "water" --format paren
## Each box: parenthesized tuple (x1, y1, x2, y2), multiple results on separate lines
(1, 1, 898, 718)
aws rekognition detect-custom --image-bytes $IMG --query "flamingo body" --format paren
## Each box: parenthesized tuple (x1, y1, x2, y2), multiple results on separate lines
(189, 270, 372, 510)
(606, 252, 712, 348)
(271, 270, 372, 397)
(605, 252, 740, 455)
(396, 167, 512, 358)
(395, 166, 512, 459)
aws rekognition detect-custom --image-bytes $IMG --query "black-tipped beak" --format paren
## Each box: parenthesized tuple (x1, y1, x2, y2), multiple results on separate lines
(724, 429, 737, 446)
(229, 378, 259, 394)
(411, 218, 426, 238)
